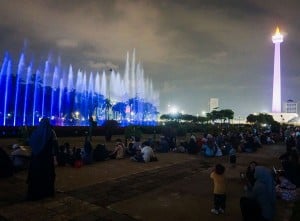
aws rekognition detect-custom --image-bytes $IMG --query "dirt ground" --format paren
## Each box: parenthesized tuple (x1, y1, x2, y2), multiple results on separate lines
(0, 135, 295, 221)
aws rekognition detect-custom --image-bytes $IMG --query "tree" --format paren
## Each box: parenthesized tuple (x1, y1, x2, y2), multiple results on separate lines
(210, 110, 221, 123)
(247, 114, 257, 124)
(196, 116, 207, 124)
(160, 114, 171, 121)
(206, 112, 213, 123)
(220, 109, 234, 123)
(246, 113, 275, 125)
(112, 102, 126, 120)
(103, 98, 112, 120)
(181, 114, 197, 122)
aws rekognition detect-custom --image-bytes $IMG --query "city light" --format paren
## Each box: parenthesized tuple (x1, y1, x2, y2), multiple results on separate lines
(170, 107, 178, 114)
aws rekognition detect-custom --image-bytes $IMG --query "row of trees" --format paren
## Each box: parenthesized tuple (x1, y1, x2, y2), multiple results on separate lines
(160, 109, 234, 124)
(246, 113, 276, 125)
(160, 110, 279, 126)
(102, 97, 158, 122)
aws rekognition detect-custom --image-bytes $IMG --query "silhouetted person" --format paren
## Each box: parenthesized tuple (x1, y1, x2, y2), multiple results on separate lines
(82, 136, 93, 165)
(88, 116, 96, 141)
(27, 118, 57, 201)
(93, 144, 109, 161)
(0, 147, 13, 178)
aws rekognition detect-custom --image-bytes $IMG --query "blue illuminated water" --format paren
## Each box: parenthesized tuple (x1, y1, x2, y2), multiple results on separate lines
(0, 50, 159, 126)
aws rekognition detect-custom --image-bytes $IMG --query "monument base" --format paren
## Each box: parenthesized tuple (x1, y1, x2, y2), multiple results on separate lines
(268, 112, 298, 124)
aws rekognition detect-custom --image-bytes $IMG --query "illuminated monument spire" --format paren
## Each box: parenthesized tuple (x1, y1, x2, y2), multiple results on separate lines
(272, 27, 283, 112)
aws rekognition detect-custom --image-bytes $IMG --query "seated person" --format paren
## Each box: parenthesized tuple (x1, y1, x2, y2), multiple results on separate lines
(10, 144, 30, 171)
(266, 136, 275, 144)
(220, 140, 232, 155)
(187, 134, 198, 154)
(202, 138, 215, 157)
(64, 142, 75, 166)
(57, 145, 68, 166)
(245, 161, 258, 189)
(73, 148, 83, 168)
(243, 135, 256, 153)
(275, 173, 297, 201)
(156, 136, 169, 153)
(253, 135, 262, 148)
(109, 139, 125, 159)
(281, 150, 300, 187)
(131, 141, 156, 163)
(126, 137, 138, 156)
(215, 146, 223, 157)
(93, 144, 109, 161)
(229, 146, 237, 166)
(141, 142, 157, 162)
(173, 141, 186, 153)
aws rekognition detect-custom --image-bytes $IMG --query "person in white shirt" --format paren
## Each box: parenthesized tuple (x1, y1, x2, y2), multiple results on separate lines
(141, 144, 155, 163)
(131, 141, 156, 163)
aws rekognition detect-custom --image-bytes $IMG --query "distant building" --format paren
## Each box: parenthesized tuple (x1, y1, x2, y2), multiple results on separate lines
(283, 100, 298, 113)
(209, 98, 219, 112)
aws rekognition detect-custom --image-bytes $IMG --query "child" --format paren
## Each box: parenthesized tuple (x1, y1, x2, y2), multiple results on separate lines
(210, 164, 226, 215)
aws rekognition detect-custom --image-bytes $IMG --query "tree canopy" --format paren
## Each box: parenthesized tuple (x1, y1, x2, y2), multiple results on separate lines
(246, 113, 275, 124)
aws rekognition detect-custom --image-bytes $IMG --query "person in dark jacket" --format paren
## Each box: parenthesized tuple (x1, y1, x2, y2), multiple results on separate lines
(240, 166, 276, 221)
(27, 118, 57, 201)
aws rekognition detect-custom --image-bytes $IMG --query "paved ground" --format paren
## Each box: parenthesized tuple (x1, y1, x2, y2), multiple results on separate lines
(0, 137, 295, 221)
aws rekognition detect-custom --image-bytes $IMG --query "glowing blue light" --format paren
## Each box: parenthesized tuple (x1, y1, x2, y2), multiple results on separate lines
(0, 50, 159, 126)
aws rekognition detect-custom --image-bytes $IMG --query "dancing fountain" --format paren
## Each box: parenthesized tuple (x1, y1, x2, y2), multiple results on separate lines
(0, 49, 159, 126)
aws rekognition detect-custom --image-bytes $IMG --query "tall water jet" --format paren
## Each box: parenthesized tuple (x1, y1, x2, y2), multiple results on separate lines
(50, 66, 60, 118)
(3, 60, 12, 126)
(0, 55, 9, 125)
(23, 65, 32, 125)
(14, 53, 25, 126)
(131, 49, 136, 98)
(0, 49, 159, 126)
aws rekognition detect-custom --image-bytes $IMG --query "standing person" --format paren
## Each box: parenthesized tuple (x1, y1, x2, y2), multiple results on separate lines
(229, 146, 237, 167)
(245, 161, 258, 188)
(82, 136, 93, 165)
(27, 118, 58, 201)
(210, 164, 226, 215)
(240, 166, 276, 221)
(88, 116, 96, 141)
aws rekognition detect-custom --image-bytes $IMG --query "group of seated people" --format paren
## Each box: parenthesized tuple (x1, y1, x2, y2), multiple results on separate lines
(54, 136, 158, 168)
(156, 131, 264, 158)
(239, 147, 300, 221)
(0, 128, 284, 177)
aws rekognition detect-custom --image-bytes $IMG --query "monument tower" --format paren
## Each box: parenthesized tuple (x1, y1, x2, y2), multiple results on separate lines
(272, 27, 283, 112)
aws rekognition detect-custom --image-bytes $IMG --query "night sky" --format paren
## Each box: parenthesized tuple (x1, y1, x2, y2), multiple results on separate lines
(0, 0, 300, 118)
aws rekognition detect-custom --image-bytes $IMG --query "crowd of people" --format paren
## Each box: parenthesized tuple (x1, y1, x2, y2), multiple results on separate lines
(0, 119, 300, 220)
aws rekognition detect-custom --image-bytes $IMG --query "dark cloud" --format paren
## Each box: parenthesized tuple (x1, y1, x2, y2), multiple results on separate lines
(0, 0, 299, 117)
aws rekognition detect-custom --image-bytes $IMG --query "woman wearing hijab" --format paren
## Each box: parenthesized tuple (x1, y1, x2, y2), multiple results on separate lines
(27, 118, 58, 201)
(240, 166, 276, 221)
